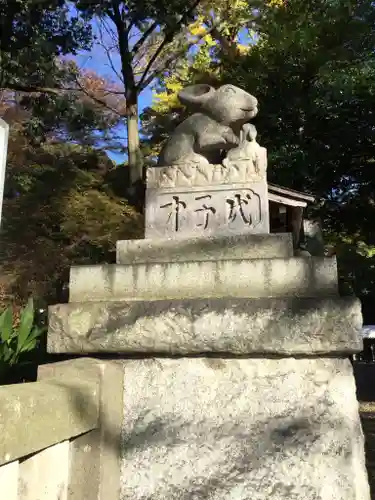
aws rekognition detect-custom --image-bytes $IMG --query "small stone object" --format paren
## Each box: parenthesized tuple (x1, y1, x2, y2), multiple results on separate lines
(223, 122, 267, 177)
(158, 84, 258, 168)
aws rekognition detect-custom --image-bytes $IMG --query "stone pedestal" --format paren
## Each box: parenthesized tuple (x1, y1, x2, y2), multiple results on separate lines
(120, 357, 366, 500)
(46, 231, 370, 500)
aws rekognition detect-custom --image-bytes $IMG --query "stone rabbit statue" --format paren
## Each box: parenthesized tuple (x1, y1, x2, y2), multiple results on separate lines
(157, 84, 258, 167)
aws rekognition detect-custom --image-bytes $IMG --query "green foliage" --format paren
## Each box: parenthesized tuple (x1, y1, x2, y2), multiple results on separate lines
(0, 0, 92, 91)
(0, 299, 45, 382)
(220, 0, 375, 320)
(0, 0, 124, 152)
(221, 0, 375, 193)
(75, 0, 197, 25)
(1, 132, 143, 307)
(15, 62, 126, 150)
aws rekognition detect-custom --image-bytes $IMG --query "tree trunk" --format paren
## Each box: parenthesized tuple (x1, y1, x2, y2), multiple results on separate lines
(109, 3, 144, 189)
(126, 101, 143, 186)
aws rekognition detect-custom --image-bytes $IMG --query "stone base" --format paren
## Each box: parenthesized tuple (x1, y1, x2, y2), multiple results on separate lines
(120, 357, 370, 500)
(44, 221, 369, 499)
(47, 296, 362, 355)
(68, 257, 338, 302)
(116, 233, 294, 264)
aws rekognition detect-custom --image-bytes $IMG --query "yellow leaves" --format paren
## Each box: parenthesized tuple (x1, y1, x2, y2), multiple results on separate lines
(188, 22, 216, 48)
(231, 0, 248, 9)
(153, 90, 182, 113)
(190, 25, 207, 37)
(237, 44, 250, 54)
(266, 0, 285, 7)
(151, 0, 255, 115)
(188, 16, 206, 38)
(203, 33, 216, 47)
(165, 80, 184, 93)
(152, 72, 187, 113)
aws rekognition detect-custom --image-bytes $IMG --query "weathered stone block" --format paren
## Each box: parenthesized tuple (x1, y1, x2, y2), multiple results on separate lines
(147, 163, 265, 189)
(304, 219, 325, 256)
(48, 296, 362, 355)
(0, 461, 18, 500)
(0, 379, 99, 466)
(18, 441, 70, 500)
(120, 357, 370, 500)
(116, 233, 293, 264)
(68, 257, 338, 302)
(38, 358, 124, 500)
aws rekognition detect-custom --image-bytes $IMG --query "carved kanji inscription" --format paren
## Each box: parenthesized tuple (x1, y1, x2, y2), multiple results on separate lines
(150, 183, 268, 238)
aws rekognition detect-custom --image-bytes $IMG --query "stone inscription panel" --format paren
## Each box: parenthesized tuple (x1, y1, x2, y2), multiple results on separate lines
(145, 182, 269, 238)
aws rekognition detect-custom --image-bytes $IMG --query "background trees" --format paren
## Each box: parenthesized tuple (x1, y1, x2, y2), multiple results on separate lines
(0, 0, 143, 309)
(0, 93, 142, 309)
(222, 0, 375, 318)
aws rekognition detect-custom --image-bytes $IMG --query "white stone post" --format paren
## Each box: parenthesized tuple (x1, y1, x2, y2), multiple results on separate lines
(0, 118, 9, 227)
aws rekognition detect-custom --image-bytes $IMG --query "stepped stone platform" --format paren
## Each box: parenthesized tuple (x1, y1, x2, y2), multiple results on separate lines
(42, 80, 371, 499)
(116, 232, 294, 264)
(69, 256, 338, 303)
(47, 235, 368, 500)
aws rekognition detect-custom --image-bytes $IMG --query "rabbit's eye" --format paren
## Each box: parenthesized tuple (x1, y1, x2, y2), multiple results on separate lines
(224, 86, 235, 94)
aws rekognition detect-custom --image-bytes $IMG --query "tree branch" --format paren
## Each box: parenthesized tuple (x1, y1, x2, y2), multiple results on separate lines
(1, 81, 125, 117)
(139, 19, 221, 90)
(74, 77, 124, 117)
(109, 0, 136, 105)
(1, 84, 65, 95)
(131, 21, 159, 57)
(1, 82, 126, 97)
(98, 19, 124, 83)
(210, 25, 242, 60)
(137, 0, 203, 90)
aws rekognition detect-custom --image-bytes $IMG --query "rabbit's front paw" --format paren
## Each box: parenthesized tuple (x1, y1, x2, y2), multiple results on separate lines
(223, 129, 240, 147)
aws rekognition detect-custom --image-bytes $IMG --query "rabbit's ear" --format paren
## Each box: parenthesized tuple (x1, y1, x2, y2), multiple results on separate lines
(178, 84, 216, 107)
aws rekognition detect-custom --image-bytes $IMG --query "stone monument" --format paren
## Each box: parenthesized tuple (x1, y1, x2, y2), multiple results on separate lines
(46, 84, 370, 499)
(147, 84, 269, 238)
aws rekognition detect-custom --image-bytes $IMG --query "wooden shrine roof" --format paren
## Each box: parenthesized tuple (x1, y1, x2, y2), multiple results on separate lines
(268, 183, 315, 208)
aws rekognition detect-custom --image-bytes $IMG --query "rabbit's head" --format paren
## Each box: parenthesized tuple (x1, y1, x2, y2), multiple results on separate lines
(178, 84, 258, 126)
